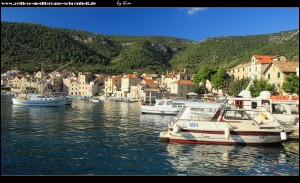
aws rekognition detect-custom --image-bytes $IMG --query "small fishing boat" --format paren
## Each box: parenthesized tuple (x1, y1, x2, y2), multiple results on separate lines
(12, 93, 66, 107)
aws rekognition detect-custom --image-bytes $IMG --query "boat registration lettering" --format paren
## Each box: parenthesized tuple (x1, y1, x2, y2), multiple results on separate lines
(190, 123, 198, 127)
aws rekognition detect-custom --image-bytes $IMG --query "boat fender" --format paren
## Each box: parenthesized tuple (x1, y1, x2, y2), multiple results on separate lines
(280, 131, 287, 141)
(224, 127, 230, 139)
(173, 124, 181, 134)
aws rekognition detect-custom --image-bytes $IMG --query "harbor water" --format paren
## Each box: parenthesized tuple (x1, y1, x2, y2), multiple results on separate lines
(1, 95, 299, 175)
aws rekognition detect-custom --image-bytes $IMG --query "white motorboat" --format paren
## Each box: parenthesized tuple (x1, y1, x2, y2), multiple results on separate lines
(141, 98, 221, 115)
(141, 98, 185, 115)
(160, 104, 290, 146)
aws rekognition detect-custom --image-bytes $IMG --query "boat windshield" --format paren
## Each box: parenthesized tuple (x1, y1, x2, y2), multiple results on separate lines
(172, 103, 183, 107)
(157, 101, 165, 105)
(166, 101, 173, 106)
(271, 103, 299, 115)
(223, 110, 251, 120)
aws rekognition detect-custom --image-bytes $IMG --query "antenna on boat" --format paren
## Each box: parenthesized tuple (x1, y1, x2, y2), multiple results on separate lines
(237, 79, 254, 98)
(245, 79, 254, 91)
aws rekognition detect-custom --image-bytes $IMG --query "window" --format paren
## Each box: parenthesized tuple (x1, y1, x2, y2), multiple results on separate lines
(255, 75, 257, 79)
(243, 68, 244, 71)
(277, 72, 280, 78)
(187, 86, 189, 90)
(238, 69, 239, 72)
(224, 111, 250, 120)
(268, 74, 270, 79)
(158, 101, 164, 105)
(255, 67, 257, 71)
(251, 102, 257, 109)
(181, 85, 183, 89)
(249, 68, 251, 72)
(235, 101, 243, 108)
(166, 101, 172, 105)
(252, 57, 255, 63)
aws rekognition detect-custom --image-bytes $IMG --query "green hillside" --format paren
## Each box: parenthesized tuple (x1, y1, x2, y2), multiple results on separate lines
(1, 21, 298, 74)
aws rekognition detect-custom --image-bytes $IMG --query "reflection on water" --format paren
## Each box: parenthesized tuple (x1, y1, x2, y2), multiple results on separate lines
(1, 95, 299, 175)
(139, 114, 171, 131)
(165, 143, 299, 176)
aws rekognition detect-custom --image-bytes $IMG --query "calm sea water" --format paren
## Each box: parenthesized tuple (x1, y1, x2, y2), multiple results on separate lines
(1, 95, 299, 176)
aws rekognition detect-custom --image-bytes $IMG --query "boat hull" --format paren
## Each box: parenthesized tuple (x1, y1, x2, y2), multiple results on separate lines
(141, 106, 182, 115)
(65, 97, 73, 105)
(12, 98, 66, 106)
(160, 130, 283, 146)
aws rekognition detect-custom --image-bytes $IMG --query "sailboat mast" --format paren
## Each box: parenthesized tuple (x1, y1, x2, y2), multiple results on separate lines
(36, 61, 73, 94)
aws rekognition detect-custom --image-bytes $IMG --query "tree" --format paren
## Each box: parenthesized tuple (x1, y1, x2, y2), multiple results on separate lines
(228, 78, 249, 96)
(211, 68, 228, 90)
(282, 74, 299, 94)
(193, 66, 217, 88)
(194, 85, 207, 95)
(250, 79, 276, 97)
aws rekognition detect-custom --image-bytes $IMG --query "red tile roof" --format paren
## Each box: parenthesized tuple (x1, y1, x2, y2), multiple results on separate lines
(253, 55, 279, 64)
(171, 80, 195, 85)
(143, 79, 158, 88)
(15, 73, 24, 77)
(144, 79, 155, 85)
(123, 74, 136, 79)
(165, 73, 177, 78)
(142, 73, 160, 78)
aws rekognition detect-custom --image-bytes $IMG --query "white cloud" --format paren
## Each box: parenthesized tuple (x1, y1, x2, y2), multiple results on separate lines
(187, 8, 207, 15)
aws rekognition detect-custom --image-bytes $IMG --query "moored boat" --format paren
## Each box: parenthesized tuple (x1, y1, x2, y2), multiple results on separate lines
(160, 104, 290, 146)
(141, 98, 221, 115)
(12, 93, 66, 106)
(141, 98, 185, 115)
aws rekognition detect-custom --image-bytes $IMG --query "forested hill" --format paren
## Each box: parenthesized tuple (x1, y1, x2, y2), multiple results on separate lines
(1, 21, 299, 74)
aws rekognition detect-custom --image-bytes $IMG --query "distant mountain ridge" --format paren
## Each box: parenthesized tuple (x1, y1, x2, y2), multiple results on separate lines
(1, 21, 299, 74)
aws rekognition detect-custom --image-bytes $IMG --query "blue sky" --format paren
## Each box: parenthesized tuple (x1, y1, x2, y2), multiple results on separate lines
(1, 7, 299, 41)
